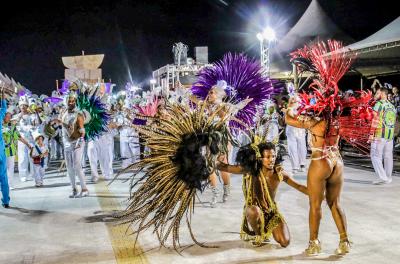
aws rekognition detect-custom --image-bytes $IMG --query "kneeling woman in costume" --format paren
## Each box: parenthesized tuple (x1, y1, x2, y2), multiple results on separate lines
(217, 141, 308, 247)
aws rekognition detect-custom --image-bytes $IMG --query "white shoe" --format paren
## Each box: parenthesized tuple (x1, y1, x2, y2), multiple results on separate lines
(79, 190, 89, 198)
(91, 176, 99, 183)
(386, 178, 392, 184)
(372, 180, 386, 185)
(69, 189, 78, 198)
(210, 187, 218, 208)
(222, 185, 230, 203)
(20, 177, 27, 182)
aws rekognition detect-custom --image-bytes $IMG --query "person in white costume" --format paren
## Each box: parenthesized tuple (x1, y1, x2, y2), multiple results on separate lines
(48, 106, 64, 160)
(60, 93, 89, 198)
(98, 88, 115, 179)
(285, 97, 307, 173)
(118, 103, 140, 169)
(87, 134, 112, 182)
(260, 101, 283, 143)
(30, 100, 50, 169)
(30, 132, 48, 187)
(16, 96, 35, 182)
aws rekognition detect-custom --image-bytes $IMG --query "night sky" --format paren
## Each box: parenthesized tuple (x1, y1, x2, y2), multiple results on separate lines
(0, 0, 398, 94)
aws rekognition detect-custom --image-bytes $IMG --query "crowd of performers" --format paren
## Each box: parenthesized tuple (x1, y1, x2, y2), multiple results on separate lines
(0, 81, 141, 201)
(0, 40, 392, 256)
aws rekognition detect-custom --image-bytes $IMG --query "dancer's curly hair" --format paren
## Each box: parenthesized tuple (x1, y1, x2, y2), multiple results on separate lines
(235, 142, 282, 176)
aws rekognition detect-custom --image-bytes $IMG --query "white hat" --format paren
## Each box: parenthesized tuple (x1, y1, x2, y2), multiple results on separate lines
(63, 91, 78, 106)
(18, 95, 29, 106)
(28, 97, 37, 106)
(32, 131, 45, 141)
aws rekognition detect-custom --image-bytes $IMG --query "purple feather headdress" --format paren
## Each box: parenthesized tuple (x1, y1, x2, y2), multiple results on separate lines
(191, 53, 281, 130)
(60, 80, 70, 95)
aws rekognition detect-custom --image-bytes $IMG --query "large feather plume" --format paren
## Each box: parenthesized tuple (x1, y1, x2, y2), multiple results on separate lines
(74, 83, 111, 140)
(191, 53, 281, 130)
(113, 103, 231, 250)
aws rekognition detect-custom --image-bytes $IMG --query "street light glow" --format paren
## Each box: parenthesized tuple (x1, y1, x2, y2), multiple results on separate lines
(256, 27, 276, 42)
(263, 27, 276, 41)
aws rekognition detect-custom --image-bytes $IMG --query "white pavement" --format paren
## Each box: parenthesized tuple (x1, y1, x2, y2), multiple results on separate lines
(0, 159, 399, 264)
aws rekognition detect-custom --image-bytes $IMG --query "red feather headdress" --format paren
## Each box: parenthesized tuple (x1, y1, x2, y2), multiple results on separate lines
(290, 40, 375, 154)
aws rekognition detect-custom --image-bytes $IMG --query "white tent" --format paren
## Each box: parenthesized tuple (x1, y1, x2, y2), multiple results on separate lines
(338, 17, 400, 78)
(345, 17, 400, 54)
(270, 0, 353, 78)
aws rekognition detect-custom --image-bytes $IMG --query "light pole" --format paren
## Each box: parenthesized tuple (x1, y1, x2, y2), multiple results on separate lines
(257, 27, 276, 77)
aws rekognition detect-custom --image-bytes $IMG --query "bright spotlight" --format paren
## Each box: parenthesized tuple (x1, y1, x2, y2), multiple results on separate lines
(263, 27, 276, 41)
(256, 33, 263, 41)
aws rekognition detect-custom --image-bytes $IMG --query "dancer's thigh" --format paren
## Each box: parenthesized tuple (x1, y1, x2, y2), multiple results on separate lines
(307, 160, 331, 205)
(326, 160, 344, 203)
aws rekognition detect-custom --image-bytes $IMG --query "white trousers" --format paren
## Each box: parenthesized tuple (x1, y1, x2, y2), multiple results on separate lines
(87, 136, 112, 179)
(371, 138, 393, 182)
(230, 132, 251, 164)
(17, 141, 34, 179)
(100, 133, 114, 178)
(64, 143, 87, 190)
(120, 136, 140, 169)
(33, 164, 45, 184)
(286, 128, 307, 170)
(6, 156, 16, 188)
(266, 123, 279, 142)
(50, 138, 63, 159)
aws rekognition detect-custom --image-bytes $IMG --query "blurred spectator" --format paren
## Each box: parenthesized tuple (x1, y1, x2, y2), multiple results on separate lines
(388, 93, 394, 104)
(370, 87, 395, 185)
(392, 86, 400, 111)
(371, 79, 383, 94)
